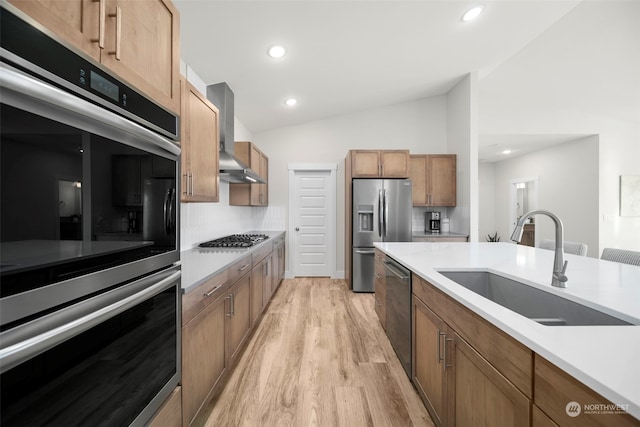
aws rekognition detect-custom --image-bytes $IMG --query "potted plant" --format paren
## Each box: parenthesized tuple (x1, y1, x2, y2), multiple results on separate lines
(486, 232, 500, 242)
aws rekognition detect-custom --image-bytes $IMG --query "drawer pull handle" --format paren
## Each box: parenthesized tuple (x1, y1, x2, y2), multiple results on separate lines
(204, 284, 222, 298)
(238, 264, 249, 272)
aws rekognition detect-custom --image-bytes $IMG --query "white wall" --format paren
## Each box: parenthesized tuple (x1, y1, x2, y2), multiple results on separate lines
(479, 1, 640, 253)
(254, 96, 449, 276)
(478, 162, 496, 241)
(480, 136, 599, 257)
(447, 73, 479, 241)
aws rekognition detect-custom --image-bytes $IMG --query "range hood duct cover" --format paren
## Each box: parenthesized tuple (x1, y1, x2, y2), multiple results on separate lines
(206, 82, 265, 184)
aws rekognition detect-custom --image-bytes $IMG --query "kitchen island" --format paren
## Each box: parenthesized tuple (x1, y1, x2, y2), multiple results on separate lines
(375, 241, 640, 424)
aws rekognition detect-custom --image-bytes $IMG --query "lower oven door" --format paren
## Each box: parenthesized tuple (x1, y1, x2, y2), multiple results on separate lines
(0, 266, 181, 427)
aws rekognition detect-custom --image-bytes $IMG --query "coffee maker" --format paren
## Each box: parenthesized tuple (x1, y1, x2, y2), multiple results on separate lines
(425, 211, 441, 233)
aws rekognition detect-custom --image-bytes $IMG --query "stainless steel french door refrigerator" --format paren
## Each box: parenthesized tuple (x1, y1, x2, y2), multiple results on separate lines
(352, 178, 412, 292)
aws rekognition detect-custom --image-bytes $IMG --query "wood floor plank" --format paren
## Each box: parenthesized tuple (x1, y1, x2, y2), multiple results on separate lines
(335, 386, 374, 427)
(201, 278, 435, 427)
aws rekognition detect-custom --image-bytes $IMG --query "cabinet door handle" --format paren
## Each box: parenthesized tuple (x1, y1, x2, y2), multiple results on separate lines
(91, 0, 106, 48)
(231, 292, 235, 316)
(189, 173, 194, 196)
(108, 6, 122, 60)
(437, 330, 446, 363)
(225, 295, 232, 317)
(444, 337, 453, 369)
(182, 173, 188, 195)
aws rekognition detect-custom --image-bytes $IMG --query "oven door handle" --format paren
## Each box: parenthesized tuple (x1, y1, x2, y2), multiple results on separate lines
(0, 270, 181, 374)
(0, 62, 180, 156)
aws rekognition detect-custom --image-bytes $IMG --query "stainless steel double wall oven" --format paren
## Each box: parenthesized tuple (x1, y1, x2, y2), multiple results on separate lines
(1, 4, 181, 426)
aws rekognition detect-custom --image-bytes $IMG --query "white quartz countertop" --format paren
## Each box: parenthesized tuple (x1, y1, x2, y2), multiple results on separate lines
(180, 231, 285, 293)
(374, 241, 640, 420)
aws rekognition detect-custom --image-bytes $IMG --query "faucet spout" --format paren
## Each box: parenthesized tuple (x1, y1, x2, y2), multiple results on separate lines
(510, 209, 568, 288)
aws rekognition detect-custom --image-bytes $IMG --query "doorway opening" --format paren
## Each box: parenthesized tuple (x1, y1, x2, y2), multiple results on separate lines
(509, 176, 539, 246)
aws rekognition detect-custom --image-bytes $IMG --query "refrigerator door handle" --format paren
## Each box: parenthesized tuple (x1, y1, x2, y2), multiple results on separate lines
(378, 189, 383, 238)
(383, 189, 388, 240)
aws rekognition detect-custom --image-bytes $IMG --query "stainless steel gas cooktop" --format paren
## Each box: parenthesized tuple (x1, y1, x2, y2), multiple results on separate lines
(199, 234, 269, 248)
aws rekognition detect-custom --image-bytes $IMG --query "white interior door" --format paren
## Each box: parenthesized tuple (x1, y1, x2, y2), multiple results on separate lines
(289, 165, 336, 277)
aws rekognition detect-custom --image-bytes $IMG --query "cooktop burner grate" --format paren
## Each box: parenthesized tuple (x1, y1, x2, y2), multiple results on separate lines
(199, 233, 269, 248)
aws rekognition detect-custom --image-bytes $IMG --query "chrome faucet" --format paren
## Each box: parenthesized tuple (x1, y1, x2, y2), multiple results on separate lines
(510, 210, 569, 288)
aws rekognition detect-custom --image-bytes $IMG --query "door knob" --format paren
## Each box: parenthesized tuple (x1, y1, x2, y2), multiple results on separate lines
(295, 227, 300, 231)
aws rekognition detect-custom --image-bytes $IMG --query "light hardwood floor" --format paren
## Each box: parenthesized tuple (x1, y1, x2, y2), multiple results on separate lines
(198, 277, 435, 427)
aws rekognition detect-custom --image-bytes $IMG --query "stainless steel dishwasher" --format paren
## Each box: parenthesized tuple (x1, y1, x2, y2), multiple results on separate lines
(384, 256, 412, 377)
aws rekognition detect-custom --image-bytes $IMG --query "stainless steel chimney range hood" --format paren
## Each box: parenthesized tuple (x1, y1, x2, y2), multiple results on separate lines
(206, 82, 265, 184)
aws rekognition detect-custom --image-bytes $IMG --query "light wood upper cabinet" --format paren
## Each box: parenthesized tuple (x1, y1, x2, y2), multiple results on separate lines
(349, 150, 410, 178)
(180, 78, 219, 203)
(8, 0, 101, 60)
(410, 154, 456, 206)
(100, 0, 181, 113)
(10, 0, 181, 113)
(230, 141, 269, 206)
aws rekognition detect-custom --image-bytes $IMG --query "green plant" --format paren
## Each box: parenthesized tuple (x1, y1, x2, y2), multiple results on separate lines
(486, 232, 500, 242)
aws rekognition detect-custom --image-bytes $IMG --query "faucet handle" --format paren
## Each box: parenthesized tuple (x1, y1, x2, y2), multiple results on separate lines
(555, 260, 569, 284)
(561, 260, 568, 275)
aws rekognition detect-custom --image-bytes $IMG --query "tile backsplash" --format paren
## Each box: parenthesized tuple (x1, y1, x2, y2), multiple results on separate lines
(412, 207, 450, 232)
(180, 183, 286, 250)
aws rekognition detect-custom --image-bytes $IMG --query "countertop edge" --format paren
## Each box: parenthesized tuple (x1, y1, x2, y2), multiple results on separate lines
(180, 231, 285, 293)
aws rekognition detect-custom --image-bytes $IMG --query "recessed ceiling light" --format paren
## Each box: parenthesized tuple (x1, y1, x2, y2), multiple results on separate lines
(268, 45, 286, 59)
(462, 4, 484, 22)
(502, 149, 512, 155)
(284, 98, 298, 107)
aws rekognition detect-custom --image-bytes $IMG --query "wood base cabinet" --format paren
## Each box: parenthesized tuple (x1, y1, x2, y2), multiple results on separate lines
(534, 355, 640, 427)
(182, 289, 227, 426)
(413, 296, 447, 426)
(451, 332, 530, 426)
(148, 386, 182, 427)
(412, 274, 532, 427)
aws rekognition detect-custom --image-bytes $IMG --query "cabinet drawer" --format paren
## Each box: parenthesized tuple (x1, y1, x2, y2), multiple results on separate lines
(182, 269, 228, 325)
(252, 244, 272, 265)
(228, 254, 252, 285)
(412, 273, 533, 398)
(535, 355, 640, 427)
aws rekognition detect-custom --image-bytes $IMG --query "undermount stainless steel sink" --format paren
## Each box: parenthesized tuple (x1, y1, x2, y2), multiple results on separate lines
(438, 271, 633, 326)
